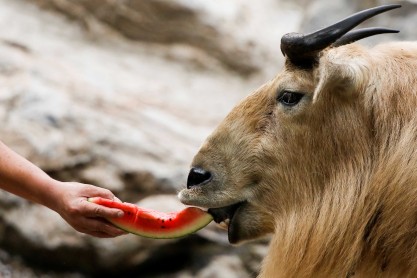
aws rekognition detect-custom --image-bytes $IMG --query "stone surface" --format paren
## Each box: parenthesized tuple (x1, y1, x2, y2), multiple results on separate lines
(300, 0, 417, 44)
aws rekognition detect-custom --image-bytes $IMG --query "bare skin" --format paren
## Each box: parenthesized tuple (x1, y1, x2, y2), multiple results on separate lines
(0, 140, 126, 238)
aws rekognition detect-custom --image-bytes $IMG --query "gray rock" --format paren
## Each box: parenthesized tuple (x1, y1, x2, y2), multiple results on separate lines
(300, 0, 416, 45)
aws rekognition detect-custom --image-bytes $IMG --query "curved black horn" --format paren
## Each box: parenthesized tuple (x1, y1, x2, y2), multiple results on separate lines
(281, 4, 401, 67)
(333, 27, 399, 47)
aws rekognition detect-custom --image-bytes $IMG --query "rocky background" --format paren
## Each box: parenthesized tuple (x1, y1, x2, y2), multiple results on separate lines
(0, 0, 414, 277)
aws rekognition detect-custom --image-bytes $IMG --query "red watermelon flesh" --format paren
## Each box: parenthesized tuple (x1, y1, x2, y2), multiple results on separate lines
(88, 197, 213, 239)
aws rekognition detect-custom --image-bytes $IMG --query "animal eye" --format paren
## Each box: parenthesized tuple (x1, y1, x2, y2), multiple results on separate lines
(277, 91, 304, 107)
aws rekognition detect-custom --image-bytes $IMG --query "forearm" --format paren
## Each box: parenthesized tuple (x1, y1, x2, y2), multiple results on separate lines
(0, 140, 125, 237)
(0, 140, 58, 208)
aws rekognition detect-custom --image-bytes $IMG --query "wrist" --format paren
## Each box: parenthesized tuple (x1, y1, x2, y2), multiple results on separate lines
(33, 175, 64, 211)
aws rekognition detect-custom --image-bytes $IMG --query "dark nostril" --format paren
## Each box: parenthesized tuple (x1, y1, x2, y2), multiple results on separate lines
(187, 167, 212, 189)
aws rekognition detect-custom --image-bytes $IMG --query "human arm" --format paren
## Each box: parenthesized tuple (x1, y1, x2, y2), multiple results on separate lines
(0, 140, 126, 238)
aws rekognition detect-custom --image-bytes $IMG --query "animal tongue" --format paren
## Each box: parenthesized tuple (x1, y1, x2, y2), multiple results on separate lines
(208, 203, 242, 223)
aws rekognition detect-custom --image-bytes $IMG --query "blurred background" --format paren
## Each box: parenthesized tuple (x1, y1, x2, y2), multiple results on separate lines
(0, 0, 414, 277)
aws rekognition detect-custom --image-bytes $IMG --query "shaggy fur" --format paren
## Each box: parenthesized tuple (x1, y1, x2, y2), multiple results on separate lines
(180, 40, 417, 277)
(259, 42, 417, 278)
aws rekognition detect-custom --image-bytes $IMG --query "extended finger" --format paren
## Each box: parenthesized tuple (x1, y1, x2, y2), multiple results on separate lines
(93, 219, 127, 237)
(81, 218, 127, 237)
(89, 231, 117, 238)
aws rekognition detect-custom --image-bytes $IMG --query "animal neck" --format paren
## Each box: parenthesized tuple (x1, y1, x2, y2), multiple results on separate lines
(260, 139, 417, 277)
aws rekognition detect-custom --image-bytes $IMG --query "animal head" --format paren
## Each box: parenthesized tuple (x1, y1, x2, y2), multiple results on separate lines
(179, 4, 416, 244)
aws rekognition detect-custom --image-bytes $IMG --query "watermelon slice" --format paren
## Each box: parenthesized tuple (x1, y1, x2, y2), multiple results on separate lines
(88, 197, 213, 239)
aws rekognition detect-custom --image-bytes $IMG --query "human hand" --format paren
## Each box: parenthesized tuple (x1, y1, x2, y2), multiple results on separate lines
(47, 181, 127, 238)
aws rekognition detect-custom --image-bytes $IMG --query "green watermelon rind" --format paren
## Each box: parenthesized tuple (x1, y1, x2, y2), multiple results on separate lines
(108, 212, 213, 239)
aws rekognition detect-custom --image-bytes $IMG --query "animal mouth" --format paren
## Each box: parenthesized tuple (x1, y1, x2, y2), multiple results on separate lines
(208, 202, 245, 231)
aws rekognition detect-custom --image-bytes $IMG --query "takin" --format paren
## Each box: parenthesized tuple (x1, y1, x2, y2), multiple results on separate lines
(179, 4, 417, 278)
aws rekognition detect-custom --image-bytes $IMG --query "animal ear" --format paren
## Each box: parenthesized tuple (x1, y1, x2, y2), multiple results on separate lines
(312, 47, 369, 103)
(281, 4, 401, 68)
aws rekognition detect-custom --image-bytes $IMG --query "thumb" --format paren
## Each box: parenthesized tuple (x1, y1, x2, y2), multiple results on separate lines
(84, 184, 117, 201)
(85, 200, 125, 218)
(113, 196, 123, 203)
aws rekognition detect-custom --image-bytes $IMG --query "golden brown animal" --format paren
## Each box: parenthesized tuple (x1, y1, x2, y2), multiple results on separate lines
(179, 4, 417, 277)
